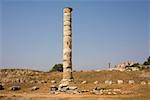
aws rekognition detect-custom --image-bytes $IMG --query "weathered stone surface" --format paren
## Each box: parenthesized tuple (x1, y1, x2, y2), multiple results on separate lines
(31, 86, 39, 91)
(64, 21, 71, 26)
(63, 7, 73, 81)
(9, 85, 21, 91)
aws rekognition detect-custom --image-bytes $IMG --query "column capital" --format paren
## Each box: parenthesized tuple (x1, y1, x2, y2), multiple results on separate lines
(64, 7, 73, 13)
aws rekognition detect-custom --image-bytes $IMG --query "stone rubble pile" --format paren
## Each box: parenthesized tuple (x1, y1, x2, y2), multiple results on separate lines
(111, 61, 139, 71)
(50, 80, 79, 94)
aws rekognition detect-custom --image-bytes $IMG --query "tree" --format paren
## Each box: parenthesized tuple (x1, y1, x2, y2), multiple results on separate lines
(148, 56, 150, 63)
(143, 56, 150, 65)
(50, 64, 63, 72)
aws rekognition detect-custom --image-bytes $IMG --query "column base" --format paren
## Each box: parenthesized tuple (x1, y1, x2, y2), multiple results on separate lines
(61, 78, 73, 83)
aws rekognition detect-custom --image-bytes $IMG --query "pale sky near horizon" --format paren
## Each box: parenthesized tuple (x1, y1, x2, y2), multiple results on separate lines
(0, 0, 150, 71)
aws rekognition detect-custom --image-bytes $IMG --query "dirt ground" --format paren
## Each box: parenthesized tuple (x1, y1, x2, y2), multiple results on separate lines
(1, 93, 150, 100)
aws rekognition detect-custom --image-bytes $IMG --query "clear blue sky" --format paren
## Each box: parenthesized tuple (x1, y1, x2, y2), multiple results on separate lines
(0, 0, 150, 71)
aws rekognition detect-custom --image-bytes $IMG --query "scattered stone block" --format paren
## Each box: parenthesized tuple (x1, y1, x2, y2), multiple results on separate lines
(105, 80, 112, 85)
(30, 80, 36, 84)
(66, 89, 80, 94)
(94, 87, 105, 90)
(59, 83, 68, 88)
(81, 89, 89, 93)
(92, 90, 103, 95)
(141, 81, 146, 85)
(94, 81, 99, 84)
(15, 78, 20, 83)
(68, 86, 77, 90)
(31, 86, 39, 91)
(41, 80, 47, 83)
(117, 80, 124, 84)
(9, 85, 21, 91)
(50, 85, 58, 91)
(81, 81, 87, 84)
(113, 89, 121, 92)
(51, 80, 56, 84)
(128, 80, 135, 84)
(58, 83, 69, 92)
(107, 91, 112, 95)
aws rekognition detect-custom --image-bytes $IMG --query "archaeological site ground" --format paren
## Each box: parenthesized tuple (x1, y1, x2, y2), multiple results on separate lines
(0, 68, 150, 100)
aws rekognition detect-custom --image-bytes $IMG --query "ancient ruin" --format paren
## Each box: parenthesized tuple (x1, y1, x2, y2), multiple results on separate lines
(62, 7, 73, 81)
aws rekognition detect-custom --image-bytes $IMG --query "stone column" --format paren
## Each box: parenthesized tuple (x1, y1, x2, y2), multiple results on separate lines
(63, 7, 73, 81)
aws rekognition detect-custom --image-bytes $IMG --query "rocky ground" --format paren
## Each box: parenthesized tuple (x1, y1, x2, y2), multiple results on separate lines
(0, 69, 150, 100)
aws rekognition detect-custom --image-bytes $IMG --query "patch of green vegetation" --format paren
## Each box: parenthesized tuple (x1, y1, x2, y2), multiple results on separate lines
(49, 64, 63, 72)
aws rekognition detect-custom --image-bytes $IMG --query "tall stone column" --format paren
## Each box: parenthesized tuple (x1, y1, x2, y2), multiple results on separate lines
(63, 7, 73, 81)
